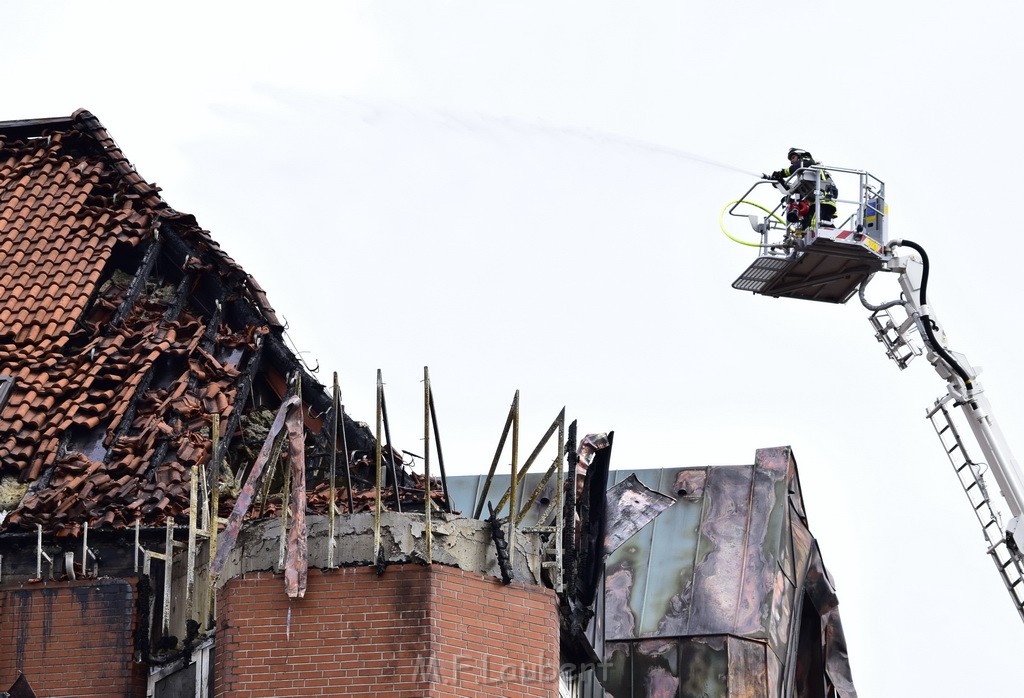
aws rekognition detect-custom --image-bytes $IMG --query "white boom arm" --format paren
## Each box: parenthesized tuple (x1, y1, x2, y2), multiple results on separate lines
(870, 246, 1024, 620)
(893, 252, 1024, 520)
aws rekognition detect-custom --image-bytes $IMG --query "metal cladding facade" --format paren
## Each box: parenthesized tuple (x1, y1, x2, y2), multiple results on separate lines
(448, 445, 858, 696)
(596, 447, 856, 697)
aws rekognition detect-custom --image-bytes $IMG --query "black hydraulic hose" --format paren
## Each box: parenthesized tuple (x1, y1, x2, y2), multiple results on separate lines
(858, 273, 905, 312)
(894, 239, 931, 302)
(892, 239, 974, 390)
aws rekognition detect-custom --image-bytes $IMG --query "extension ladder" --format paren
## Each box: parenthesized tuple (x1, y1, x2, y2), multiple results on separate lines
(927, 396, 1024, 621)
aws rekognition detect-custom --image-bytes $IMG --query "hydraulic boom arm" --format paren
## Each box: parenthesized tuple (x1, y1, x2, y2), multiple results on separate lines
(867, 240, 1024, 620)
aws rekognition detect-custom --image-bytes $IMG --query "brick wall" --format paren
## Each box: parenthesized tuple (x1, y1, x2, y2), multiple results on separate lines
(428, 567, 559, 698)
(216, 565, 560, 698)
(0, 579, 146, 698)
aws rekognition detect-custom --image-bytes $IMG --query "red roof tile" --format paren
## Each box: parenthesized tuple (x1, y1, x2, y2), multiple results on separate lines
(0, 111, 416, 535)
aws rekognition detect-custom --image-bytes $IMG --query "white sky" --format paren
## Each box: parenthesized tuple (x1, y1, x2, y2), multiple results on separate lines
(7, 2, 1024, 694)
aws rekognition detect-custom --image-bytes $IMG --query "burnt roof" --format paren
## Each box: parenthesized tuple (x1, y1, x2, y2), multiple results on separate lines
(0, 110, 393, 535)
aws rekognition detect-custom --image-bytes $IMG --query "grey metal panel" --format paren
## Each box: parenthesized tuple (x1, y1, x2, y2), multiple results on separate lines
(686, 464, 756, 636)
(760, 451, 796, 664)
(773, 454, 798, 668)
(634, 638, 684, 697)
(779, 496, 795, 587)
(446, 472, 551, 523)
(642, 470, 706, 638)
(822, 605, 858, 698)
(737, 456, 791, 638)
(767, 568, 794, 669)
(604, 552, 641, 640)
(787, 459, 809, 525)
(790, 519, 814, 593)
(676, 637, 729, 698)
(605, 463, 795, 641)
(769, 511, 795, 664)
(780, 521, 817, 696)
(603, 636, 776, 698)
(757, 449, 793, 584)
(604, 501, 657, 639)
(802, 542, 858, 698)
(602, 470, 663, 640)
(522, 472, 562, 525)
(445, 474, 486, 519)
(602, 642, 632, 697)
(726, 637, 768, 698)
(604, 475, 676, 558)
(603, 468, 707, 641)
(766, 647, 783, 698)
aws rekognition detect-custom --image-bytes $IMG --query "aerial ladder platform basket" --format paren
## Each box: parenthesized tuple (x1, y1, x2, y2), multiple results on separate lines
(726, 164, 1024, 624)
(728, 166, 889, 303)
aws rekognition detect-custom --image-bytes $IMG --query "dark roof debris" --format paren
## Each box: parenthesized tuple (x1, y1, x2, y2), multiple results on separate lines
(0, 110, 422, 535)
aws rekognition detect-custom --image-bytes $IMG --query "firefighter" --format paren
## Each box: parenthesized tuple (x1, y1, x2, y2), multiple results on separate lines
(766, 148, 838, 230)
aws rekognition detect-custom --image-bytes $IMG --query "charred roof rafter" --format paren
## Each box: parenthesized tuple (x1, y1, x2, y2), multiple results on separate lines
(0, 117, 75, 141)
(154, 224, 205, 322)
(65, 238, 153, 350)
(110, 235, 162, 328)
(199, 290, 227, 351)
(103, 248, 205, 460)
(160, 271, 196, 325)
(105, 360, 157, 453)
(157, 221, 261, 333)
(135, 416, 180, 500)
(0, 375, 14, 412)
(209, 338, 265, 481)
